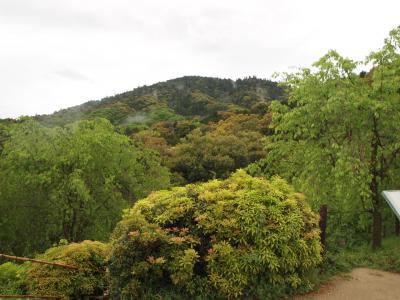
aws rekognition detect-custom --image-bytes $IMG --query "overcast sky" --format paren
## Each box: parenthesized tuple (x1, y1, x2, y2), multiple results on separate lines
(0, 0, 399, 118)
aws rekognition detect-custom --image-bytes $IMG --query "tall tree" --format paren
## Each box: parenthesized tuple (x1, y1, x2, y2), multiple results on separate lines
(256, 27, 400, 249)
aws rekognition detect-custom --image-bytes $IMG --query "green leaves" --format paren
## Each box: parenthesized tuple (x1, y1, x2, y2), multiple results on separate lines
(169, 114, 266, 183)
(0, 262, 28, 294)
(0, 118, 170, 256)
(253, 26, 400, 248)
(108, 170, 322, 299)
(26, 240, 109, 299)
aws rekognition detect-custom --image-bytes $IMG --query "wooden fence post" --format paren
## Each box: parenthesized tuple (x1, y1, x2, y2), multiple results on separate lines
(319, 204, 328, 252)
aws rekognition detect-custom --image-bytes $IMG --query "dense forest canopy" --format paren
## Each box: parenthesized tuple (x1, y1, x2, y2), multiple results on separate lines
(0, 119, 170, 255)
(0, 76, 285, 257)
(34, 76, 285, 127)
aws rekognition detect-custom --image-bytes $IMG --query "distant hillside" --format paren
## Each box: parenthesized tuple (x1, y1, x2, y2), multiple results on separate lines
(34, 76, 285, 126)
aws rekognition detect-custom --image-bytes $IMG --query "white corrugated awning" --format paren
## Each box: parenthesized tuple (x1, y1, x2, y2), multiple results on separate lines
(382, 191, 400, 221)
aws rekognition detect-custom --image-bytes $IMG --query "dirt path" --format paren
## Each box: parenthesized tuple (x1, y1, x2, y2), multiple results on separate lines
(294, 268, 400, 300)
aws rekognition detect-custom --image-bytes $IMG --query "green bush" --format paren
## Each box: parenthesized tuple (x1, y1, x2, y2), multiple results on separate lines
(0, 262, 28, 294)
(27, 240, 109, 299)
(109, 170, 322, 299)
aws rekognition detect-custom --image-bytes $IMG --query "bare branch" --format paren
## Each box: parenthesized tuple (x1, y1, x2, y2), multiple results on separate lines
(0, 253, 79, 270)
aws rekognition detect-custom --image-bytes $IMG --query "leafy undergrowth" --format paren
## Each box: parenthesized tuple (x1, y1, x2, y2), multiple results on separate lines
(0, 262, 28, 294)
(329, 236, 400, 272)
(27, 240, 109, 300)
(0, 241, 109, 299)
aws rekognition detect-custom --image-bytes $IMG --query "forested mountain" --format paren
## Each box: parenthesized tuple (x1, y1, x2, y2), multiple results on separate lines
(27, 76, 285, 186)
(34, 76, 285, 126)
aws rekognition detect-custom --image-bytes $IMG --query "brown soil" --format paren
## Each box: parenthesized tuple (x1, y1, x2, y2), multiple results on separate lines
(294, 268, 400, 300)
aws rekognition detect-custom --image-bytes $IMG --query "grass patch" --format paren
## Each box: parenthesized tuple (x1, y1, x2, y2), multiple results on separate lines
(331, 236, 400, 272)
(313, 236, 400, 287)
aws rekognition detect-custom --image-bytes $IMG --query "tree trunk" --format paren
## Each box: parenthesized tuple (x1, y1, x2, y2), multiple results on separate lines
(70, 208, 78, 242)
(372, 208, 382, 249)
(370, 116, 382, 249)
(395, 217, 400, 236)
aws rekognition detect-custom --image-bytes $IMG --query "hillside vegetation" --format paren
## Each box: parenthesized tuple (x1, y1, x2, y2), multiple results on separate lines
(35, 76, 285, 127)
(0, 26, 399, 299)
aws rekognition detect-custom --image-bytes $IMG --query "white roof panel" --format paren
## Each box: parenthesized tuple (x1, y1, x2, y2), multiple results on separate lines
(382, 191, 400, 221)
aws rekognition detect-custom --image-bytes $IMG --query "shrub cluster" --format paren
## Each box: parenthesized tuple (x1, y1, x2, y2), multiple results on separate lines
(108, 170, 322, 299)
(27, 240, 109, 299)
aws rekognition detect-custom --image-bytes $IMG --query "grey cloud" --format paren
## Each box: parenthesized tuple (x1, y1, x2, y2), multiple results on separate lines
(0, 0, 399, 118)
(0, 0, 134, 32)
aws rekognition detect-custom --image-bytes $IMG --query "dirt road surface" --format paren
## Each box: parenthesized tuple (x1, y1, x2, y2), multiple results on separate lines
(294, 268, 400, 300)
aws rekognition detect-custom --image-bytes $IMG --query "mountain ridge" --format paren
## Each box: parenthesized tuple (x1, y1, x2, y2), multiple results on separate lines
(32, 75, 285, 126)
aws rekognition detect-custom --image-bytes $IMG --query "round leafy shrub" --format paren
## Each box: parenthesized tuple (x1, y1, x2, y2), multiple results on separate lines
(27, 240, 109, 299)
(109, 170, 322, 299)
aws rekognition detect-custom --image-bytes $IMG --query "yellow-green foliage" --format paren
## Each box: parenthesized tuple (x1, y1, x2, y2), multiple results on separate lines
(109, 170, 322, 299)
(0, 262, 28, 294)
(27, 240, 109, 299)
